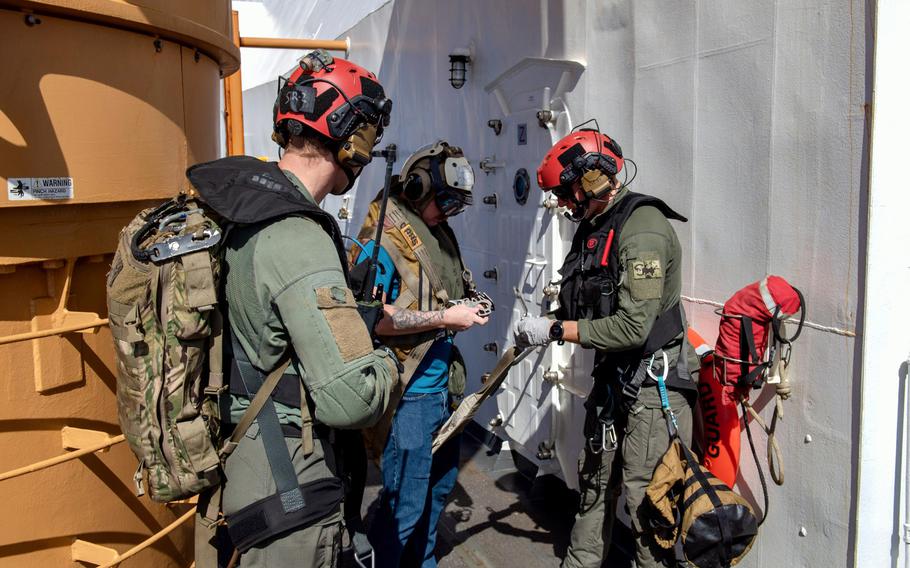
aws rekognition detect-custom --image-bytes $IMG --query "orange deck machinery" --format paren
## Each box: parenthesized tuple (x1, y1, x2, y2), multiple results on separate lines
(0, 1, 238, 565)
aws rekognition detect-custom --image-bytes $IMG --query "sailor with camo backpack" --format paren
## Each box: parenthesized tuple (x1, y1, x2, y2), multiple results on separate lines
(107, 51, 399, 567)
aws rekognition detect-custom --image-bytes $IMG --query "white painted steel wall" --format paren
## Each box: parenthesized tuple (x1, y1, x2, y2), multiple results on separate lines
(238, 1, 871, 565)
(856, 2, 910, 566)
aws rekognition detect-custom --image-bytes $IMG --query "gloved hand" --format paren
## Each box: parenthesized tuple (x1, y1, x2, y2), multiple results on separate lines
(513, 316, 554, 349)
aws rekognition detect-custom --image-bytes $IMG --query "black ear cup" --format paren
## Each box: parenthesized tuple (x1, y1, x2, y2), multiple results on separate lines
(403, 171, 431, 202)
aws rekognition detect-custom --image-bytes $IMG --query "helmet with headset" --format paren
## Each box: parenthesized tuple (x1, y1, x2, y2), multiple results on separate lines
(272, 50, 393, 192)
(397, 140, 474, 217)
(537, 128, 624, 197)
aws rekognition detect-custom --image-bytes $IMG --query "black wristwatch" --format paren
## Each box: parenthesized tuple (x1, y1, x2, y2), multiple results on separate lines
(549, 320, 565, 345)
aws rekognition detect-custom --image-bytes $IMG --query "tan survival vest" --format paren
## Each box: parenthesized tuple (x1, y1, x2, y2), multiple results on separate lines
(353, 195, 470, 455)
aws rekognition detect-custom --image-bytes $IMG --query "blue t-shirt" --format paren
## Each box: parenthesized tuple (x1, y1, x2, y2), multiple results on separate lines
(356, 241, 452, 393)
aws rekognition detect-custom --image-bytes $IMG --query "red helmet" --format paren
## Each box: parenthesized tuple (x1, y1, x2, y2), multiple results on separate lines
(536, 129, 624, 196)
(273, 50, 392, 145)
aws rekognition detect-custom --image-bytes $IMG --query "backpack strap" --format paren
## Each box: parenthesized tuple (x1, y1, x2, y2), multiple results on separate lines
(204, 309, 225, 398)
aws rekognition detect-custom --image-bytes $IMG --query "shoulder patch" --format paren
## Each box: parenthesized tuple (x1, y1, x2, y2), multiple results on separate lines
(628, 251, 664, 301)
(631, 257, 663, 280)
(314, 286, 372, 362)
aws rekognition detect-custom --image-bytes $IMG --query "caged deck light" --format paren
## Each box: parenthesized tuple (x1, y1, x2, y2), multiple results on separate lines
(448, 48, 471, 89)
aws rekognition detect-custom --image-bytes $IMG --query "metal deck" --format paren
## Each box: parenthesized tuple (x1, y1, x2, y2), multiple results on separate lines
(359, 425, 636, 567)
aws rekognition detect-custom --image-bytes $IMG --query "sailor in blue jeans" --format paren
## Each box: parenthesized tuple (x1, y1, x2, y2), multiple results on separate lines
(353, 141, 485, 567)
(376, 389, 462, 567)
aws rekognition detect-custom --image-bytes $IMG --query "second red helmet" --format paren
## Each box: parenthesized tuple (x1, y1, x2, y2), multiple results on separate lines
(537, 129, 624, 197)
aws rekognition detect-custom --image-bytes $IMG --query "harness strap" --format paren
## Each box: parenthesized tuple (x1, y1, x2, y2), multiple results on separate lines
(380, 236, 431, 309)
(229, 363, 302, 408)
(225, 334, 304, 515)
(675, 304, 691, 379)
(642, 301, 685, 356)
(738, 315, 769, 388)
(300, 379, 315, 456)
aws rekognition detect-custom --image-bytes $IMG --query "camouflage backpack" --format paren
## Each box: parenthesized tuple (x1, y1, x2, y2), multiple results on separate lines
(107, 194, 225, 502)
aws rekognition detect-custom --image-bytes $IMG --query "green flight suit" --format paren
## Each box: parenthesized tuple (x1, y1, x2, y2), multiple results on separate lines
(218, 170, 398, 567)
(563, 189, 697, 568)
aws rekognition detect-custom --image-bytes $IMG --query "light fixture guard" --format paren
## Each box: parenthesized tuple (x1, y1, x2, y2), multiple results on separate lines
(448, 47, 472, 89)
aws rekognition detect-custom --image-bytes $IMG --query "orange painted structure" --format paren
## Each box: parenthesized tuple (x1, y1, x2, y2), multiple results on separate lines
(0, 1, 238, 565)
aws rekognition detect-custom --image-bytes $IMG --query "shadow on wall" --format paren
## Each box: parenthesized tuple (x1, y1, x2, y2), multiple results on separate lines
(0, 7, 214, 187)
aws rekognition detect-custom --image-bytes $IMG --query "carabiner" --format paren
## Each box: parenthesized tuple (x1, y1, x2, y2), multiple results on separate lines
(649, 351, 679, 436)
(602, 422, 618, 453)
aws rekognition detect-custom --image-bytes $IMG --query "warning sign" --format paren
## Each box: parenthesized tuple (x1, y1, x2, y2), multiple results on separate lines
(7, 177, 74, 201)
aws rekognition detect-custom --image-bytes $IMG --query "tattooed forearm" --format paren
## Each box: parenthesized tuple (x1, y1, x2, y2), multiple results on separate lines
(390, 308, 445, 331)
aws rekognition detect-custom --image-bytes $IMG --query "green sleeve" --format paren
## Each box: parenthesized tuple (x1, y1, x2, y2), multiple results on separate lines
(257, 218, 398, 429)
(576, 209, 674, 352)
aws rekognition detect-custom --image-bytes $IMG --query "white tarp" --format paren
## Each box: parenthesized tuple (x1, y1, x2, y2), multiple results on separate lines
(233, 0, 390, 174)
(233, 0, 390, 89)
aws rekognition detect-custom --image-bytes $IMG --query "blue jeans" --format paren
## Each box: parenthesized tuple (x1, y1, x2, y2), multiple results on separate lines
(369, 389, 461, 568)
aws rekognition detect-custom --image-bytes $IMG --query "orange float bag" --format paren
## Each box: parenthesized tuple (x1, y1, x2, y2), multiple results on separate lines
(689, 328, 741, 489)
(693, 276, 805, 488)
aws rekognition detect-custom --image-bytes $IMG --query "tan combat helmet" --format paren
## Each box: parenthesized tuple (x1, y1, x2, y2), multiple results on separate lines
(398, 140, 474, 216)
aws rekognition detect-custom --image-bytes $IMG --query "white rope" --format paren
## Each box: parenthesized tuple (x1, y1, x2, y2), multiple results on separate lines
(680, 295, 856, 338)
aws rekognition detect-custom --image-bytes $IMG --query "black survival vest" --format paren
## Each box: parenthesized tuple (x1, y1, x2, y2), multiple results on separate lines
(189, 155, 352, 411)
(555, 191, 694, 392)
(187, 156, 348, 552)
